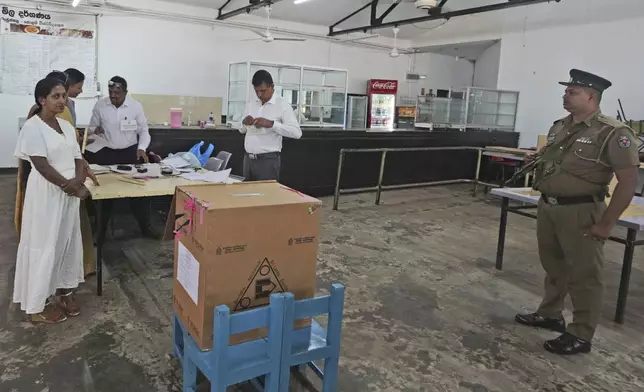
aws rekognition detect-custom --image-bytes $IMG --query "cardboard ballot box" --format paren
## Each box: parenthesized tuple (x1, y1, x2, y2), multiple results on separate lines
(168, 181, 321, 350)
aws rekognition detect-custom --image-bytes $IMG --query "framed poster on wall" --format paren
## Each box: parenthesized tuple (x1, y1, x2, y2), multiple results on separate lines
(0, 5, 97, 96)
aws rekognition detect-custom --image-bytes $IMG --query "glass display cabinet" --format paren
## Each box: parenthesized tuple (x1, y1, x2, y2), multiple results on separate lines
(227, 61, 348, 128)
(414, 87, 519, 131)
(415, 93, 466, 129)
(465, 87, 519, 131)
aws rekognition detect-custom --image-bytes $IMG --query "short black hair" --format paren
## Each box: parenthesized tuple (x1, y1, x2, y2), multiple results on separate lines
(46, 71, 69, 87)
(109, 76, 128, 91)
(64, 68, 85, 84)
(252, 70, 273, 87)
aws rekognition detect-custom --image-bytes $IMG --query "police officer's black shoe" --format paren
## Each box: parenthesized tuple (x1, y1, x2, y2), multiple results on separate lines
(544, 332, 591, 355)
(515, 312, 566, 333)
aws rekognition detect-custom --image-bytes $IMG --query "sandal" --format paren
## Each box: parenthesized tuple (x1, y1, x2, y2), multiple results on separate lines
(31, 301, 68, 324)
(56, 291, 81, 317)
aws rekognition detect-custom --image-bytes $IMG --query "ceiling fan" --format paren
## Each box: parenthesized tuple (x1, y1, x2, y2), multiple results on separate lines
(242, 6, 306, 43)
(390, 27, 400, 58)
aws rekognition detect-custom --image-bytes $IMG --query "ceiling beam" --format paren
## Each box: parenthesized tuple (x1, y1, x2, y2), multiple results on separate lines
(218, 0, 232, 15)
(370, 0, 380, 25)
(218, 0, 284, 20)
(374, 0, 402, 26)
(330, 2, 374, 29)
(328, 0, 560, 37)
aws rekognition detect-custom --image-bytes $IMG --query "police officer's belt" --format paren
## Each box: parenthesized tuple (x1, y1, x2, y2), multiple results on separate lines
(541, 194, 605, 205)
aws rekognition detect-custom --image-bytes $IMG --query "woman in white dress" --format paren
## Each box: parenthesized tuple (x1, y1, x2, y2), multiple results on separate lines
(13, 77, 90, 324)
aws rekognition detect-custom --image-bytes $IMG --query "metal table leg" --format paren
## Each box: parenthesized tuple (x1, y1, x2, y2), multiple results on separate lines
(496, 197, 509, 270)
(473, 149, 482, 196)
(524, 171, 531, 188)
(96, 199, 104, 296)
(375, 151, 387, 206)
(615, 228, 637, 324)
(332, 151, 344, 211)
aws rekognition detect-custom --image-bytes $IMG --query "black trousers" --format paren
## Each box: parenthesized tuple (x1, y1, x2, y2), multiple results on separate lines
(85, 145, 151, 239)
(242, 153, 281, 181)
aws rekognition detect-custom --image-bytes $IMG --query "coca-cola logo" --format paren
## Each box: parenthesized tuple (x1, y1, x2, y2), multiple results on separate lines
(372, 81, 397, 90)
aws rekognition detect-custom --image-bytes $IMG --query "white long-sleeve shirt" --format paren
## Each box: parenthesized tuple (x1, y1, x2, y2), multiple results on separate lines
(239, 94, 302, 154)
(89, 95, 151, 151)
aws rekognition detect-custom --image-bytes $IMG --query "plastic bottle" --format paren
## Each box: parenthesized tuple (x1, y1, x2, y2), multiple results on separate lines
(208, 112, 214, 123)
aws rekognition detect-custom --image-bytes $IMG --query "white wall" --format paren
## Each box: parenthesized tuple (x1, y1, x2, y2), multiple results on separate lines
(472, 42, 500, 89)
(0, 0, 473, 168)
(406, 0, 644, 148)
(405, 51, 474, 99)
(498, 16, 644, 148)
(96, 14, 472, 109)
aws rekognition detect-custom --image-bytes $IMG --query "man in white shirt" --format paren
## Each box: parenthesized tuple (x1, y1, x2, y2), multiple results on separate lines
(87, 76, 151, 164)
(239, 70, 302, 181)
(86, 76, 157, 238)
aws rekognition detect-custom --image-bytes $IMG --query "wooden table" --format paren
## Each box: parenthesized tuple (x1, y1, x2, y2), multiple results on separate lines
(490, 187, 644, 324)
(484, 149, 531, 187)
(86, 172, 239, 295)
(472, 147, 534, 194)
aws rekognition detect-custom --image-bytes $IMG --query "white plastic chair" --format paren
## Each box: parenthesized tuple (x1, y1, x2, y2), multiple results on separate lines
(204, 157, 223, 172)
(216, 151, 232, 170)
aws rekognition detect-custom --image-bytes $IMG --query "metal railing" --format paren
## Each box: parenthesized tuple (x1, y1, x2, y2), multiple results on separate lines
(333, 146, 516, 210)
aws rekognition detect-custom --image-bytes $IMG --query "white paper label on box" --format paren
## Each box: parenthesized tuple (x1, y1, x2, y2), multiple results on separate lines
(230, 193, 264, 197)
(177, 242, 200, 305)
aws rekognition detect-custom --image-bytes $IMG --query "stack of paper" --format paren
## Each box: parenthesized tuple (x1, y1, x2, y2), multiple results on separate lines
(89, 164, 110, 174)
(181, 169, 231, 183)
(109, 163, 163, 178)
(162, 155, 192, 169)
(133, 164, 162, 179)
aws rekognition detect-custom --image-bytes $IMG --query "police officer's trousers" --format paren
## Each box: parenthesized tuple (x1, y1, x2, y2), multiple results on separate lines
(536, 199, 606, 341)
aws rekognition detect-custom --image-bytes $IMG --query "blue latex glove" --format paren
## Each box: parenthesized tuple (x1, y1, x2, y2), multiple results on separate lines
(189, 142, 204, 158)
(188, 141, 215, 167)
(200, 143, 215, 167)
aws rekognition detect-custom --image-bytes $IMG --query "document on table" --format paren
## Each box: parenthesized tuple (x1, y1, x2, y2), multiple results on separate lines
(162, 155, 192, 169)
(109, 165, 134, 175)
(85, 136, 110, 153)
(88, 164, 110, 174)
(181, 168, 231, 183)
(177, 242, 200, 305)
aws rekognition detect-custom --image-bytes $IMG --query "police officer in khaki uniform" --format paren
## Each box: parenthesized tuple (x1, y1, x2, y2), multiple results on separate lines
(515, 69, 640, 355)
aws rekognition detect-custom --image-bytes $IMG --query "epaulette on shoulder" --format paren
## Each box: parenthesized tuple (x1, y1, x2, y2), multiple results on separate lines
(553, 117, 566, 125)
(597, 114, 626, 128)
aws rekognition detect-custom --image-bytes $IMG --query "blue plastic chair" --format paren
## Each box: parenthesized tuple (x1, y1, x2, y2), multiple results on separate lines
(279, 284, 345, 392)
(174, 293, 286, 392)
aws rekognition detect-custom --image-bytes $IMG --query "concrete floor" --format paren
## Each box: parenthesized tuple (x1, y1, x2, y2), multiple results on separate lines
(2, 174, 644, 391)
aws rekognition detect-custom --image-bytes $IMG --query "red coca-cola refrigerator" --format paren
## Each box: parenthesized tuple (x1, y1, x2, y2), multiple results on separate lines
(367, 79, 398, 129)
